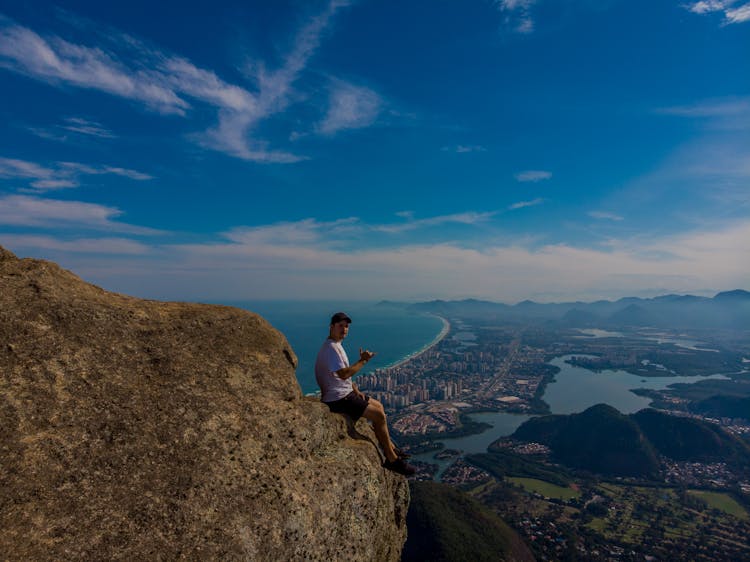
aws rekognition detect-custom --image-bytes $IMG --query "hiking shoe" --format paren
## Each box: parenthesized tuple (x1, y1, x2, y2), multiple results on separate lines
(383, 457, 417, 476)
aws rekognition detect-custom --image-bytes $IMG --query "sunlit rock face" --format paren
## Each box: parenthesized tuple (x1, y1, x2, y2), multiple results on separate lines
(0, 246, 408, 561)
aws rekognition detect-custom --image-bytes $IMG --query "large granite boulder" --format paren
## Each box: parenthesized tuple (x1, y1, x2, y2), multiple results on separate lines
(0, 246, 408, 560)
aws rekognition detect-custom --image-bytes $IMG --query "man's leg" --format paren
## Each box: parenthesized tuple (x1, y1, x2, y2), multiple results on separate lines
(361, 399, 398, 463)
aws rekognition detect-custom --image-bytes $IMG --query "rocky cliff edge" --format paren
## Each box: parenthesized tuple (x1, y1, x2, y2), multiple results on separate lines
(0, 246, 408, 560)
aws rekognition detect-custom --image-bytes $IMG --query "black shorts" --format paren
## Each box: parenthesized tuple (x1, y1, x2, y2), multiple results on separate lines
(324, 391, 370, 422)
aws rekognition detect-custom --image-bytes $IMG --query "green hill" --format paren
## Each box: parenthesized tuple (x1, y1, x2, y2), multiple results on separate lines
(402, 482, 534, 562)
(633, 408, 750, 466)
(512, 405, 750, 479)
(513, 404, 660, 478)
(689, 395, 750, 420)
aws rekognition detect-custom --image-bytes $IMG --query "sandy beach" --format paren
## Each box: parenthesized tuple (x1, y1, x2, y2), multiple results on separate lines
(382, 314, 450, 370)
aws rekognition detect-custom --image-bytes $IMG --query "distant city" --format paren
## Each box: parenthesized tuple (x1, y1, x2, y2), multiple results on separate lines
(366, 292, 750, 560)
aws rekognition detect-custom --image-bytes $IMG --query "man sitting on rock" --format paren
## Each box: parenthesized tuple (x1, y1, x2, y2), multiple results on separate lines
(315, 312, 416, 476)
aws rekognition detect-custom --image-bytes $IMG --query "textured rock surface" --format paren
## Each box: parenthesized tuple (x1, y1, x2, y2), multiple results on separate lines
(0, 247, 409, 560)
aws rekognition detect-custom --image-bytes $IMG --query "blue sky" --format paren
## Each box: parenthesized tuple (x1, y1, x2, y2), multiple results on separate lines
(0, 0, 748, 302)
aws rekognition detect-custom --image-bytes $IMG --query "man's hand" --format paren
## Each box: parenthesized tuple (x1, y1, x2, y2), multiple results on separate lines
(352, 385, 366, 400)
(359, 348, 376, 363)
(334, 348, 376, 380)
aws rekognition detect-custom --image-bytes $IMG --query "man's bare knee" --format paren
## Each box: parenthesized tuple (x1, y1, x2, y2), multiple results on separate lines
(369, 397, 384, 410)
(363, 402, 386, 425)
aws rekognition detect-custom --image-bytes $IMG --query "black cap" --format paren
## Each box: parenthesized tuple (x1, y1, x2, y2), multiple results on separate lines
(330, 312, 352, 325)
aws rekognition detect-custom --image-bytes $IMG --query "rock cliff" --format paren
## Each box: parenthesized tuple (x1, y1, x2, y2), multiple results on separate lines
(0, 246, 409, 560)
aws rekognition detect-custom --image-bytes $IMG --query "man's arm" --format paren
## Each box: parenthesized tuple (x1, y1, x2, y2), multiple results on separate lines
(335, 348, 376, 380)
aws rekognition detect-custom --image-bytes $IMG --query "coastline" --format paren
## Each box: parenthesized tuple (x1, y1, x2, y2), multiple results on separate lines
(381, 314, 450, 371)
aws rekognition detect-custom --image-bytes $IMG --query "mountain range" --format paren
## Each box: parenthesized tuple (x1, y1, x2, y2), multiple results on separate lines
(391, 290, 750, 330)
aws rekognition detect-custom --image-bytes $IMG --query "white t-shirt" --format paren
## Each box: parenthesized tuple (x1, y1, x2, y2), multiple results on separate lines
(315, 338, 353, 402)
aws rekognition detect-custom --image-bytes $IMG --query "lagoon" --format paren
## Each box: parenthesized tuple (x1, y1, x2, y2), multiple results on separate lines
(543, 355, 729, 415)
(575, 328, 719, 352)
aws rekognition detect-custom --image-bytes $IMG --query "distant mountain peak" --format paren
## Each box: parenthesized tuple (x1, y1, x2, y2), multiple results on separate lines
(375, 300, 408, 307)
(653, 294, 706, 303)
(714, 289, 750, 300)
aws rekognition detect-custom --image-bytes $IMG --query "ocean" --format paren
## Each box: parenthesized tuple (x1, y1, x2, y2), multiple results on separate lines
(222, 301, 445, 395)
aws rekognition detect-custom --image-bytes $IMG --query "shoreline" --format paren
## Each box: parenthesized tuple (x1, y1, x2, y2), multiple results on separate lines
(380, 314, 450, 371)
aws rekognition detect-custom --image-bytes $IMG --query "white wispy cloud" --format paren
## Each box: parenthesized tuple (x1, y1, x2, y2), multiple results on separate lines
(0, 2, 362, 163)
(196, 0, 357, 159)
(657, 97, 750, 118)
(0, 234, 149, 254)
(28, 116, 117, 141)
(687, 0, 732, 13)
(515, 170, 552, 182)
(27, 126, 68, 142)
(441, 145, 487, 153)
(0, 194, 160, 234)
(376, 211, 496, 233)
(0, 157, 81, 190)
(189, 0, 352, 160)
(0, 156, 152, 192)
(30, 179, 79, 190)
(589, 211, 624, 221)
(495, 0, 538, 33)
(0, 157, 55, 180)
(317, 80, 381, 135)
(61, 117, 116, 138)
(0, 20, 189, 114)
(99, 166, 153, 180)
(498, 0, 536, 8)
(515, 16, 534, 34)
(726, 3, 750, 22)
(508, 198, 545, 210)
(221, 211, 493, 243)
(684, 1, 750, 24)
(223, 217, 360, 246)
(656, 96, 750, 131)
